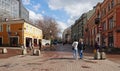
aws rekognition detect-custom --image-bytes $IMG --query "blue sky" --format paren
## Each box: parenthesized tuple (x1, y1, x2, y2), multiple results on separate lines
(22, 0, 103, 33)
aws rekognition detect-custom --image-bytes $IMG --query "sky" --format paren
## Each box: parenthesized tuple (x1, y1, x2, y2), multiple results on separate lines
(22, 0, 103, 34)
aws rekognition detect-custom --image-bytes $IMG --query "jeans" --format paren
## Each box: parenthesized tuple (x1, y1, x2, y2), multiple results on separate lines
(73, 49, 78, 60)
(78, 50, 83, 59)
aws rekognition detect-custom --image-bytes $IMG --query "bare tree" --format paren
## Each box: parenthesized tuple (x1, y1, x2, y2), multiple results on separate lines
(36, 16, 60, 40)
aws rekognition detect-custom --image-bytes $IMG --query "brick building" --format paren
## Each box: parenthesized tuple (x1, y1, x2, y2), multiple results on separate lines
(84, 0, 120, 48)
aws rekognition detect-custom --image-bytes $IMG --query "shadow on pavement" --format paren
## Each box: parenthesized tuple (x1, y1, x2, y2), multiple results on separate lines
(49, 57, 74, 60)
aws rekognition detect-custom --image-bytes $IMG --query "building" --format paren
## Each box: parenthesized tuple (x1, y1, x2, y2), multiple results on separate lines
(19, 0, 29, 22)
(0, 0, 29, 22)
(84, 8, 96, 46)
(71, 8, 95, 42)
(84, 0, 120, 48)
(62, 27, 71, 44)
(0, 19, 43, 48)
(71, 20, 79, 41)
(78, 13, 87, 39)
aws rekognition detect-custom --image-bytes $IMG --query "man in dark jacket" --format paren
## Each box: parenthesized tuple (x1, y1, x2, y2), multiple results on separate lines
(94, 41, 100, 51)
(77, 38, 85, 59)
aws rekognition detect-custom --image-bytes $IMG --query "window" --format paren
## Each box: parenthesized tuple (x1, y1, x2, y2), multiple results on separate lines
(97, 12, 100, 18)
(6, 24, 10, 32)
(108, 3, 111, 11)
(101, 9, 104, 17)
(109, 17, 114, 30)
(103, 22, 107, 31)
(104, 8, 106, 15)
(111, 0, 114, 8)
(92, 29, 94, 35)
(0, 24, 2, 32)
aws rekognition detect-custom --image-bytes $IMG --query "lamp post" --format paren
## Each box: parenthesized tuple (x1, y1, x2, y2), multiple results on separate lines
(95, 16, 106, 60)
(50, 30, 52, 49)
(95, 17, 101, 45)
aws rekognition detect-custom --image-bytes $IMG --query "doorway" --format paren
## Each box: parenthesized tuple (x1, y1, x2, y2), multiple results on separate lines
(26, 37, 32, 48)
(34, 39, 37, 46)
(10, 36, 19, 47)
(0, 37, 2, 46)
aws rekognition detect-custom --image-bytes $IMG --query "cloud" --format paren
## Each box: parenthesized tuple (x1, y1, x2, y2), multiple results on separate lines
(67, 18, 75, 26)
(29, 10, 43, 22)
(48, 0, 103, 25)
(22, 0, 31, 5)
(33, 4, 41, 11)
(57, 21, 67, 33)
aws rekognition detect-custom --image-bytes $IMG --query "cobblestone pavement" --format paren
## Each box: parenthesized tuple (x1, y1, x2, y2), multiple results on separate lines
(0, 44, 120, 71)
(0, 47, 22, 59)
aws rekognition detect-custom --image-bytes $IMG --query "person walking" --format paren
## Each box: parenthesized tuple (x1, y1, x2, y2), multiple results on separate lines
(39, 40, 42, 50)
(29, 40, 32, 50)
(72, 39, 78, 60)
(77, 38, 85, 59)
(94, 41, 100, 52)
(94, 41, 101, 59)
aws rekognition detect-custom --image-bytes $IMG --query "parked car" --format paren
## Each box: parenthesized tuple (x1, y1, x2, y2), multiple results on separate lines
(45, 43, 49, 45)
(52, 41, 57, 45)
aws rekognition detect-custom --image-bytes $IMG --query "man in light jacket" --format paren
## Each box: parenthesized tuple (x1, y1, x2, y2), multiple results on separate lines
(72, 39, 78, 60)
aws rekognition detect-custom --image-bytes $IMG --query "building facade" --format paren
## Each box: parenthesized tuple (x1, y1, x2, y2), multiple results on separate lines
(0, 0, 19, 20)
(84, 0, 120, 48)
(0, 0, 29, 22)
(62, 27, 71, 43)
(19, 0, 29, 22)
(71, 21, 79, 41)
(78, 13, 87, 39)
(84, 8, 96, 46)
(0, 19, 43, 48)
(71, 8, 95, 42)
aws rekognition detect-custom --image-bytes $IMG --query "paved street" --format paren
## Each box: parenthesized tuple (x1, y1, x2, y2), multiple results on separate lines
(0, 44, 120, 71)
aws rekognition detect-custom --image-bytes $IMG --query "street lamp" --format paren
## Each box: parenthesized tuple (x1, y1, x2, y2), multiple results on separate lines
(50, 30, 52, 49)
(94, 15, 106, 60)
(95, 17, 101, 45)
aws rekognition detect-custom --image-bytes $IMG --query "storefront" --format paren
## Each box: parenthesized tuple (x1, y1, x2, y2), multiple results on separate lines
(0, 19, 43, 47)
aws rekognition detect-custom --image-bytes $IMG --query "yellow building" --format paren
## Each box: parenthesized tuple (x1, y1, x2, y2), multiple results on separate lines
(0, 19, 43, 48)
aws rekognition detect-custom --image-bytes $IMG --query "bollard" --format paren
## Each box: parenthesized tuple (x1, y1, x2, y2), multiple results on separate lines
(2, 48, 7, 54)
(94, 51, 100, 60)
(22, 49, 27, 55)
(36, 50, 41, 56)
(33, 49, 37, 55)
(21, 46, 24, 49)
(33, 49, 41, 56)
(100, 52, 106, 60)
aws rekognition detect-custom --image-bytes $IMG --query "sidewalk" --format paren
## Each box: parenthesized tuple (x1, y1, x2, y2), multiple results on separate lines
(0, 44, 120, 71)
(0, 46, 38, 59)
(0, 47, 22, 59)
(0, 51, 120, 71)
